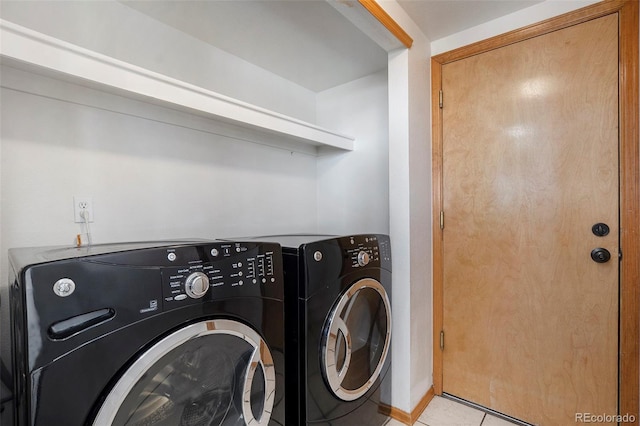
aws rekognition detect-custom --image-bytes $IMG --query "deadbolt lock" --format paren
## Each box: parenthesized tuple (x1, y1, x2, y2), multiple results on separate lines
(592, 223, 610, 237)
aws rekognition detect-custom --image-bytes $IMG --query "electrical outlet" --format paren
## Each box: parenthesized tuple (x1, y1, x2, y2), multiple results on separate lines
(73, 196, 94, 223)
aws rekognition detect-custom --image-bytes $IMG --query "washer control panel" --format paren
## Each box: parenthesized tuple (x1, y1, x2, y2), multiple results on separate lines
(161, 242, 282, 308)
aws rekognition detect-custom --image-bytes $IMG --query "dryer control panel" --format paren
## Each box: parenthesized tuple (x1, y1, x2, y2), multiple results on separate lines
(299, 234, 391, 301)
(340, 234, 391, 272)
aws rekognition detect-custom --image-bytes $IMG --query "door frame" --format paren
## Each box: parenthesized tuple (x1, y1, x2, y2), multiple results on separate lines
(431, 0, 639, 421)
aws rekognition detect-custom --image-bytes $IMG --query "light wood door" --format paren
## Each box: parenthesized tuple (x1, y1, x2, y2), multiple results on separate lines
(441, 14, 619, 425)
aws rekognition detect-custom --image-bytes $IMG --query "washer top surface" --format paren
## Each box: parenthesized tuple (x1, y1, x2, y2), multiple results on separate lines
(9, 239, 211, 268)
(10, 239, 209, 263)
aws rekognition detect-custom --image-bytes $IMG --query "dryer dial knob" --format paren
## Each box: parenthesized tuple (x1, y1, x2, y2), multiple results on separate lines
(185, 272, 210, 299)
(357, 251, 370, 267)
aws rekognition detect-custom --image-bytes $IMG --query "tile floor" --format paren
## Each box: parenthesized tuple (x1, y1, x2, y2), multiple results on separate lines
(385, 396, 520, 426)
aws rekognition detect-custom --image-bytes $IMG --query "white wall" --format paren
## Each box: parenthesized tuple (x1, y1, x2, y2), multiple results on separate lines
(0, 0, 322, 391)
(0, 3, 394, 413)
(316, 69, 390, 235)
(0, 66, 319, 243)
(0, 0, 317, 123)
(379, 0, 433, 415)
(0, 64, 319, 378)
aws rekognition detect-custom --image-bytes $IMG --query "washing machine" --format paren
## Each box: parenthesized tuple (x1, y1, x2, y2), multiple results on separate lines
(9, 240, 285, 426)
(232, 234, 392, 425)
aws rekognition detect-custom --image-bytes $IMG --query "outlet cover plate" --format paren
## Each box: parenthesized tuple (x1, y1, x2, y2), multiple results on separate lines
(73, 196, 94, 223)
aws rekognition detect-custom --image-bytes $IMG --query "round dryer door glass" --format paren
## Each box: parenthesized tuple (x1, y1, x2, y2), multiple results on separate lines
(92, 319, 275, 426)
(321, 278, 392, 401)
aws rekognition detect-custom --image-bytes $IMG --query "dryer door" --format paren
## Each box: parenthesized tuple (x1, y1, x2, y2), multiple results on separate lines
(321, 278, 392, 401)
(92, 319, 275, 426)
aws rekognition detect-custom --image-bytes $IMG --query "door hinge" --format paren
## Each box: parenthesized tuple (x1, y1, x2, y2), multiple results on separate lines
(440, 211, 445, 230)
(440, 330, 445, 350)
(439, 90, 443, 109)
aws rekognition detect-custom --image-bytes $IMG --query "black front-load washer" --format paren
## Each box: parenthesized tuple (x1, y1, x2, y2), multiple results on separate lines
(245, 234, 392, 426)
(9, 240, 285, 426)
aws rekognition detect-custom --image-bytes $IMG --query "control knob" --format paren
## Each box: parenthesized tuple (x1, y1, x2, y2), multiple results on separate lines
(185, 272, 210, 299)
(357, 251, 370, 267)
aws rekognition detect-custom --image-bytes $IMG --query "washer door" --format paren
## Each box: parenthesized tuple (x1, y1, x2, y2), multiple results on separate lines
(321, 278, 392, 401)
(92, 319, 275, 426)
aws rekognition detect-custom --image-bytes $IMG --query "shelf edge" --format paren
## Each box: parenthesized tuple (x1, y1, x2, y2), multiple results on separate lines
(0, 19, 355, 151)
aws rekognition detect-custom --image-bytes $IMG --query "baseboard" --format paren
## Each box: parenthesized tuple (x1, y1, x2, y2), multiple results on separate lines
(378, 386, 435, 425)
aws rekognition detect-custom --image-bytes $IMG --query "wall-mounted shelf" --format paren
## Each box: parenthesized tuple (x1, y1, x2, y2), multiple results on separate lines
(0, 19, 355, 151)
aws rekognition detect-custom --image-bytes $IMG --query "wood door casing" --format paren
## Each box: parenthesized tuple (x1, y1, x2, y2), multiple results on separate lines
(440, 14, 618, 425)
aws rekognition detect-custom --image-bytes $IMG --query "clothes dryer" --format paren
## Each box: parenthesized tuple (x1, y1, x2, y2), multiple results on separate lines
(9, 241, 285, 426)
(256, 234, 392, 425)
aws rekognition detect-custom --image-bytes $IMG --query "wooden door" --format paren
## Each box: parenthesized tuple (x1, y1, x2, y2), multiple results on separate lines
(441, 14, 619, 425)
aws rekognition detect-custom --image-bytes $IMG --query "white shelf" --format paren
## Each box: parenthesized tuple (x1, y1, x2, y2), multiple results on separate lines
(0, 19, 355, 151)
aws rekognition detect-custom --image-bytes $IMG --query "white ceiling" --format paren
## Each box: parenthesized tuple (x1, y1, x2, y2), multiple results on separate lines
(122, 0, 544, 92)
(397, 0, 544, 41)
(122, 0, 389, 92)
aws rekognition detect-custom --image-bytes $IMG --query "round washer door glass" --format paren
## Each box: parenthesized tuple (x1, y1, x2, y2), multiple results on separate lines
(321, 278, 392, 401)
(93, 319, 275, 426)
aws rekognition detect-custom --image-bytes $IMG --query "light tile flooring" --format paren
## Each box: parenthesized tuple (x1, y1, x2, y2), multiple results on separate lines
(385, 396, 520, 426)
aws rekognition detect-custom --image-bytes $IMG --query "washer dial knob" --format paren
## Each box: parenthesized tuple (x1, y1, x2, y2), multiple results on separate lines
(357, 251, 370, 267)
(185, 272, 210, 299)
